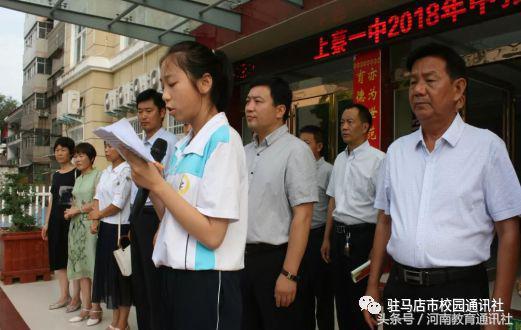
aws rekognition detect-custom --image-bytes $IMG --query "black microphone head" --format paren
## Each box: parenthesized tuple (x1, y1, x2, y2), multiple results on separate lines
(150, 138, 168, 162)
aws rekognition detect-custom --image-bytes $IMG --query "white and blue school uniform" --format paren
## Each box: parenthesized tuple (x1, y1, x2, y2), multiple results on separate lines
(152, 112, 248, 329)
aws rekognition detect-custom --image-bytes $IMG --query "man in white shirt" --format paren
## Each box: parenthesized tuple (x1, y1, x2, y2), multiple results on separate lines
(365, 43, 521, 330)
(130, 89, 177, 330)
(299, 125, 334, 330)
(321, 104, 384, 330)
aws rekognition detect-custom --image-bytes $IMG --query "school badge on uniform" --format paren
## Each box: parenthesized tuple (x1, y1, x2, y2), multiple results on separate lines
(178, 174, 190, 196)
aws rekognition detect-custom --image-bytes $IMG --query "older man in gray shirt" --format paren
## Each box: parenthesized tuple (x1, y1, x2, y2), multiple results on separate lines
(243, 76, 318, 330)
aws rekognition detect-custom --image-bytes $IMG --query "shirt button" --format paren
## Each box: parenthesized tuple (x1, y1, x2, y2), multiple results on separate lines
(250, 172, 253, 175)
(257, 153, 260, 156)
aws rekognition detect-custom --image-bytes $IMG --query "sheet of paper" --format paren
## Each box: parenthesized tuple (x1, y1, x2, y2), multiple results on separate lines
(93, 118, 154, 162)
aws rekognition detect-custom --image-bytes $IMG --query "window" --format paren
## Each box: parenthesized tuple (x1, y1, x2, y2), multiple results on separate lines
(35, 93, 47, 109)
(34, 129, 50, 146)
(37, 21, 53, 39)
(24, 31, 33, 48)
(36, 57, 51, 75)
(23, 63, 35, 82)
(24, 57, 51, 81)
(24, 24, 36, 48)
(74, 25, 86, 64)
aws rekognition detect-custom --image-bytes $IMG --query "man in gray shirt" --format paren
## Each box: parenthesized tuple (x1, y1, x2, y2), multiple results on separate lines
(243, 77, 318, 330)
(299, 125, 334, 330)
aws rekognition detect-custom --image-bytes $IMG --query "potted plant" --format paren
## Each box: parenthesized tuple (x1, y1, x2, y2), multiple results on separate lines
(0, 173, 51, 284)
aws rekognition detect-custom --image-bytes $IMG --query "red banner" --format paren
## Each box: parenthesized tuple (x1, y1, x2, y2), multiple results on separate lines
(353, 49, 381, 149)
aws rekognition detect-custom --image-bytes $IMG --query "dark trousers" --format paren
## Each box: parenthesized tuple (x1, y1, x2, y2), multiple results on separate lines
(383, 263, 489, 330)
(242, 244, 306, 330)
(332, 222, 376, 330)
(161, 267, 242, 330)
(301, 226, 335, 330)
(130, 207, 163, 330)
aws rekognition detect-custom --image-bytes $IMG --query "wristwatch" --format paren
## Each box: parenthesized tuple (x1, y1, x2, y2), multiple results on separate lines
(281, 268, 299, 282)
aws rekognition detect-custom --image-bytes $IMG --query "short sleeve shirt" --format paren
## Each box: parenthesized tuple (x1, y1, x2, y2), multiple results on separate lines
(94, 162, 132, 225)
(374, 114, 521, 268)
(326, 141, 385, 225)
(152, 113, 248, 271)
(245, 125, 318, 245)
(312, 157, 333, 229)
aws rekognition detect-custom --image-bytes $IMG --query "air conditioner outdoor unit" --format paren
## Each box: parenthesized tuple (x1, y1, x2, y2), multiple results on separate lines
(63, 90, 80, 115)
(57, 100, 65, 118)
(149, 67, 160, 91)
(133, 74, 150, 99)
(119, 82, 135, 110)
(104, 89, 118, 115)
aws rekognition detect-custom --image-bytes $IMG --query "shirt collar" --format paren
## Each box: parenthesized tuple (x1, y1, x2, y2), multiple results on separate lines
(414, 113, 465, 149)
(111, 161, 128, 174)
(345, 140, 370, 157)
(253, 125, 288, 147)
(144, 127, 166, 146)
(182, 112, 229, 156)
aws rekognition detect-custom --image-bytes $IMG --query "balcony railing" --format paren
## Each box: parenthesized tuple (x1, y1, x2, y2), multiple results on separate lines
(6, 132, 22, 144)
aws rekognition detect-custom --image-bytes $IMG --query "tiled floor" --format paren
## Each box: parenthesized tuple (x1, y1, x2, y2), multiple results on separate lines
(1, 275, 520, 330)
(0, 278, 138, 330)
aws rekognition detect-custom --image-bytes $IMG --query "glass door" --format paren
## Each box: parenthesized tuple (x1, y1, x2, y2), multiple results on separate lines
(291, 85, 352, 162)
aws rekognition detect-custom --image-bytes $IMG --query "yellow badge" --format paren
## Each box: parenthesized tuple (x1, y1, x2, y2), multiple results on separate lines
(178, 174, 190, 196)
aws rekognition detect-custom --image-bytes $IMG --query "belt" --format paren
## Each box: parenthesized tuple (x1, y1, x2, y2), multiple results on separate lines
(245, 243, 287, 255)
(334, 221, 375, 234)
(393, 262, 484, 286)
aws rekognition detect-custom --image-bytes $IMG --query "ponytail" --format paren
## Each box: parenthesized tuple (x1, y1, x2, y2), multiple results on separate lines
(160, 41, 234, 112)
(212, 49, 233, 113)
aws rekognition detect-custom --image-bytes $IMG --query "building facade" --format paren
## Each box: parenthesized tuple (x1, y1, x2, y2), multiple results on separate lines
(5, 15, 63, 183)
(4, 1, 520, 179)
(57, 26, 186, 170)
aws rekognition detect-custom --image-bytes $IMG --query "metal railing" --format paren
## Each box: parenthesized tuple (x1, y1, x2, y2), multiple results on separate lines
(0, 185, 51, 228)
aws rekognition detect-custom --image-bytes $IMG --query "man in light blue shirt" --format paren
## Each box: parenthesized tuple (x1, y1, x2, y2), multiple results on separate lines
(365, 43, 521, 330)
(129, 89, 177, 330)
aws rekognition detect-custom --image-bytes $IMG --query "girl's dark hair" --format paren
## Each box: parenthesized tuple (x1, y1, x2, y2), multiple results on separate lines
(160, 41, 233, 112)
(54, 137, 75, 156)
(74, 142, 97, 163)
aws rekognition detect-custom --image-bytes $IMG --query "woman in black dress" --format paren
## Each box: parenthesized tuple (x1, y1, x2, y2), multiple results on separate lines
(42, 137, 81, 312)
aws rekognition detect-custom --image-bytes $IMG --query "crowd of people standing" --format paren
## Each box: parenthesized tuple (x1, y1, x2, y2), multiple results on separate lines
(41, 40, 521, 330)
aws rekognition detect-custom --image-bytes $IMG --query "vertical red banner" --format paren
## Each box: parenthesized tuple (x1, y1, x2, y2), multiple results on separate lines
(353, 49, 381, 149)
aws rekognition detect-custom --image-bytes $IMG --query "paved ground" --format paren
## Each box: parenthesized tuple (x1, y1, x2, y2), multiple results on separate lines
(1, 273, 520, 330)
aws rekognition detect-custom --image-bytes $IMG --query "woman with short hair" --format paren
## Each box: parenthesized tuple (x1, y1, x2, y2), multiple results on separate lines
(43, 137, 81, 312)
(64, 142, 102, 324)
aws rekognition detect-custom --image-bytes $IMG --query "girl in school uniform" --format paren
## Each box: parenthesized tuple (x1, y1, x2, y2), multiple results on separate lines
(122, 41, 247, 330)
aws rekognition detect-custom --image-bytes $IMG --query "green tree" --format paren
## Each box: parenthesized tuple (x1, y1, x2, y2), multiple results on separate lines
(0, 174, 36, 231)
(0, 93, 20, 125)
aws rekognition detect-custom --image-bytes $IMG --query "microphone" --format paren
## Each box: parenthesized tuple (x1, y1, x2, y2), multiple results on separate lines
(130, 138, 168, 220)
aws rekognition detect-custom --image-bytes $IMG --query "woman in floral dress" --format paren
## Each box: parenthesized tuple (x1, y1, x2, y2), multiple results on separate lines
(64, 142, 102, 324)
